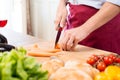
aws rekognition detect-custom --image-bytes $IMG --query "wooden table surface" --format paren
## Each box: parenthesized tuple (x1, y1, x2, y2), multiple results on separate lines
(0, 27, 113, 63)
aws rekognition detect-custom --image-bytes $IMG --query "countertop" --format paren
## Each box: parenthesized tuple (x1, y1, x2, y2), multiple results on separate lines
(0, 27, 113, 63)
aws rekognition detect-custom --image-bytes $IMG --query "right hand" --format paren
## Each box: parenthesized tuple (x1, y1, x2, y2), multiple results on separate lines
(54, 2, 68, 30)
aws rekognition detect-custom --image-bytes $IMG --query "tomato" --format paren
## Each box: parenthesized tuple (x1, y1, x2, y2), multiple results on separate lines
(103, 56, 113, 65)
(115, 57, 120, 63)
(91, 55, 99, 61)
(97, 62, 106, 71)
(108, 54, 116, 61)
(87, 57, 96, 65)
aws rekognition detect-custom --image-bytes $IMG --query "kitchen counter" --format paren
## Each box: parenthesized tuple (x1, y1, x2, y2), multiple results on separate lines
(0, 27, 113, 63)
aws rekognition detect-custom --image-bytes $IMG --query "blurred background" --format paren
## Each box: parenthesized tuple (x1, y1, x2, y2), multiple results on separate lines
(0, 0, 59, 41)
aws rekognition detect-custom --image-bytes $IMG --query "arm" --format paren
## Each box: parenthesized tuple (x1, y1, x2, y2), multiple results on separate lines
(82, 2, 120, 33)
(60, 2, 120, 51)
(59, 0, 68, 6)
(54, 0, 68, 30)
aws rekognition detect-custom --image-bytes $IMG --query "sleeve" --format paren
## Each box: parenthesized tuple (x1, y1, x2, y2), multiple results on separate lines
(106, 0, 120, 6)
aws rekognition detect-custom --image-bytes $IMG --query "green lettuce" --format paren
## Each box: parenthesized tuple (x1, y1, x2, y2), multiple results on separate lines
(0, 47, 48, 80)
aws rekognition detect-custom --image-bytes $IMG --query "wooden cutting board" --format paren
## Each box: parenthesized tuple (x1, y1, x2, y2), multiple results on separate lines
(24, 41, 113, 63)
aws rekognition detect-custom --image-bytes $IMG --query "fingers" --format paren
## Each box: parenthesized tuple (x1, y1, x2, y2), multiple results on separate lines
(54, 10, 67, 30)
(60, 31, 77, 51)
(54, 16, 62, 30)
(60, 33, 69, 51)
(66, 35, 74, 50)
(54, 17, 67, 30)
(71, 37, 79, 50)
(60, 15, 67, 28)
(59, 30, 80, 51)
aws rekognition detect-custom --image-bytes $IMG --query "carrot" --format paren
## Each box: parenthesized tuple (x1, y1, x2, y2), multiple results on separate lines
(28, 47, 61, 53)
(55, 44, 60, 49)
(26, 44, 61, 53)
(26, 44, 61, 57)
(33, 43, 39, 48)
(27, 51, 57, 57)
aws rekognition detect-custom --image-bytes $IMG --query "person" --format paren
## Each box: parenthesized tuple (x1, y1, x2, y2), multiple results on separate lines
(54, 0, 120, 54)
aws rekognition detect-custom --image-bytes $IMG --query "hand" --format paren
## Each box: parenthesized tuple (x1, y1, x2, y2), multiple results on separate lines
(59, 26, 90, 51)
(54, 2, 68, 30)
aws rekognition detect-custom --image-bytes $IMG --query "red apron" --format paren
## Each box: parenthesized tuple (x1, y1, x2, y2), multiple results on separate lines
(66, 3, 120, 54)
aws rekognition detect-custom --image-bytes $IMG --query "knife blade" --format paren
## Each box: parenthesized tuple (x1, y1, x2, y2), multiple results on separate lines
(54, 25, 62, 49)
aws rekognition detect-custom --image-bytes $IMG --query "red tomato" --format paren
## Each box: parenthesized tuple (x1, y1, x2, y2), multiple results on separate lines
(97, 62, 106, 71)
(108, 54, 116, 61)
(115, 57, 120, 63)
(87, 57, 96, 66)
(103, 56, 113, 65)
(90, 55, 99, 61)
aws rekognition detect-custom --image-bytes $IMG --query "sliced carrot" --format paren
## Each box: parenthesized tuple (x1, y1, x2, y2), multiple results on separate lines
(24, 44, 39, 51)
(28, 48, 61, 53)
(27, 51, 57, 57)
(55, 44, 60, 49)
(41, 48, 61, 53)
(33, 43, 39, 48)
(26, 44, 61, 57)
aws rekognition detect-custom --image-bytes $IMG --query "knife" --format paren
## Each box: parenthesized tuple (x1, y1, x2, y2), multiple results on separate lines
(54, 25, 62, 49)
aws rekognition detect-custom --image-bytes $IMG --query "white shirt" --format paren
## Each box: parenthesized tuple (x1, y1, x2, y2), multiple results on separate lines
(68, 0, 120, 9)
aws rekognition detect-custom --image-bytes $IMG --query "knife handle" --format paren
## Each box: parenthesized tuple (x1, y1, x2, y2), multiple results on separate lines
(58, 24, 63, 31)
(59, 27, 62, 31)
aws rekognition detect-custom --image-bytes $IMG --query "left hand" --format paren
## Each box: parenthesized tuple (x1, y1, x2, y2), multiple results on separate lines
(59, 26, 90, 51)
